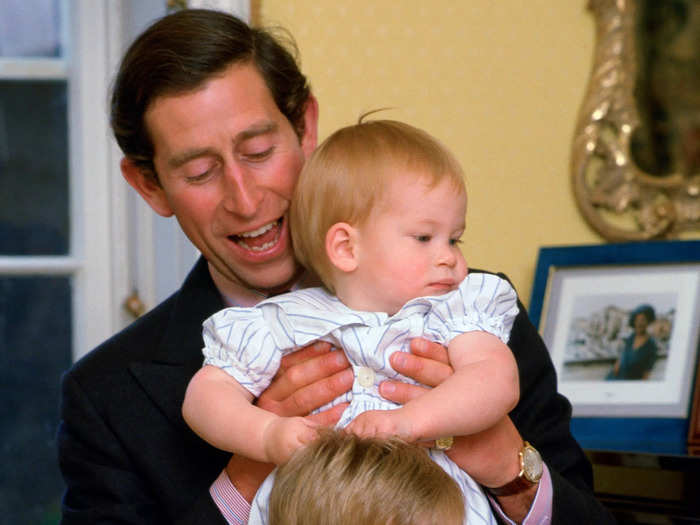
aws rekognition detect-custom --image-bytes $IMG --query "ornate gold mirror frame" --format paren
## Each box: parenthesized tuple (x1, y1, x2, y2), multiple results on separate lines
(572, 0, 700, 241)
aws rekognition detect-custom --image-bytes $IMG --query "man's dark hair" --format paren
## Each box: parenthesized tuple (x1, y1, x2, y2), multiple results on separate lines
(110, 8, 310, 181)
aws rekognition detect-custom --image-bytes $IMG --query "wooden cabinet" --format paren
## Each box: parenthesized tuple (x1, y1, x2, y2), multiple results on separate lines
(587, 450, 700, 524)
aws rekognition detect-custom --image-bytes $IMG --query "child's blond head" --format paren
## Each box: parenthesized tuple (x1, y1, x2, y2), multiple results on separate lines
(269, 430, 465, 525)
(290, 118, 466, 292)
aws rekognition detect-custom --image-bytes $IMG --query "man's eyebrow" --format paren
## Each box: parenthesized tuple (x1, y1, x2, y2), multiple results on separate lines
(236, 121, 278, 142)
(168, 147, 215, 169)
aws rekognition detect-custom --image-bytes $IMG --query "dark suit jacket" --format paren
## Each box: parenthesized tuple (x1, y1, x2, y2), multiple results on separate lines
(58, 257, 615, 524)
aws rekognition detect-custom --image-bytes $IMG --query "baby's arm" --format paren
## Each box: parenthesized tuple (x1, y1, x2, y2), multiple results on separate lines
(182, 365, 319, 465)
(347, 331, 519, 441)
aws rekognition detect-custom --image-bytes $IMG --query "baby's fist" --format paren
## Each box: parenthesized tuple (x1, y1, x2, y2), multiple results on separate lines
(263, 416, 319, 465)
(346, 409, 413, 440)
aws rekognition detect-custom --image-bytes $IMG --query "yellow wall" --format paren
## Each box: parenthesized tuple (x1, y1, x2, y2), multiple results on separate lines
(256, 1, 691, 307)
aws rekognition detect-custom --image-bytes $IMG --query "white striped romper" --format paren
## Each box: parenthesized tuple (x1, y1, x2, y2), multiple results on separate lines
(202, 272, 519, 525)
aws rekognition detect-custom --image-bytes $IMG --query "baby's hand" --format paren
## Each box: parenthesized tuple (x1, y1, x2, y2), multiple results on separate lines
(262, 416, 319, 465)
(345, 409, 414, 441)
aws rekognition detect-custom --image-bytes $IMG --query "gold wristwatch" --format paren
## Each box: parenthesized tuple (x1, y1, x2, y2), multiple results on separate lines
(488, 441, 543, 496)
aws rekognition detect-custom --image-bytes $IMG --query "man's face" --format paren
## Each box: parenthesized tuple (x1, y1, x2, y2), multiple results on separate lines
(140, 63, 317, 294)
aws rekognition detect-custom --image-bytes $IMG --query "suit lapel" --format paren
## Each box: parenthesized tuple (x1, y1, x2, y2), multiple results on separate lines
(129, 257, 225, 429)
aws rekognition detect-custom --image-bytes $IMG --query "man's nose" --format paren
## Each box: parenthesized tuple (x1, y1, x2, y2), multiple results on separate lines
(220, 165, 263, 217)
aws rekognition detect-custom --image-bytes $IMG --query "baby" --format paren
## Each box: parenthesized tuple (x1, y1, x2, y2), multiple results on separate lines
(183, 118, 520, 525)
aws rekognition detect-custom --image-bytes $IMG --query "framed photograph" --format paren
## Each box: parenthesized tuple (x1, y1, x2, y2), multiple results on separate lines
(529, 240, 700, 453)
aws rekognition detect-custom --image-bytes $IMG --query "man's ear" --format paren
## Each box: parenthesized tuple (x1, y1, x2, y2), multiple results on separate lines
(120, 157, 174, 217)
(300, 95, 319, 159)
(325, 222, 358, 273)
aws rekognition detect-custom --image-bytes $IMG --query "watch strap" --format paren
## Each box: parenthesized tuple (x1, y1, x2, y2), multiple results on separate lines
(487, 441, 542, 497)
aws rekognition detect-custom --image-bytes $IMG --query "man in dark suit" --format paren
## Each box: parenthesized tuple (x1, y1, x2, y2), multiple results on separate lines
(58, 9, 615, 524)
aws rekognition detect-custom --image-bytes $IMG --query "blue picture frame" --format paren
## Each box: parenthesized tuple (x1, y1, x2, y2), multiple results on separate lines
(529, 240, 700, 454)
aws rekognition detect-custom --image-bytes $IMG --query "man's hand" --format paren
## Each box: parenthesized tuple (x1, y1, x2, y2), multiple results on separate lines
(379, 338, 452, 403)
(446, 417, 523, 488)
(256, 341, 352, 416)
(383, 337, 534, 521)
(449, 417, 536, 523)
(226, 341, 352, 501)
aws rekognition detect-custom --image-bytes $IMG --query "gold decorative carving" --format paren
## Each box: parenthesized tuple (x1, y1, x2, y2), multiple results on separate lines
(572, 0, 700, 241)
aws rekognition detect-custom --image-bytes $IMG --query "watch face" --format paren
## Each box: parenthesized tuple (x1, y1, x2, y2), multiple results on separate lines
(522, 446, 543, 482)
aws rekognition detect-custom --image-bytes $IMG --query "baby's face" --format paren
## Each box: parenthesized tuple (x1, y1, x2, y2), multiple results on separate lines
(348, 174, 468, 315)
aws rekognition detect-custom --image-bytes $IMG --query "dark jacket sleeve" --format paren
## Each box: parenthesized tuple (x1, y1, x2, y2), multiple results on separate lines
(58, 370, 228, 525)
(504, 285, 616, 524)
(57, 259, 231, 525)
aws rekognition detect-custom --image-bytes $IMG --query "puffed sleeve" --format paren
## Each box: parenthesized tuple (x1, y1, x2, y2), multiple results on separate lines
(424, 273, 519, 344)
(201, 303, 296, 397)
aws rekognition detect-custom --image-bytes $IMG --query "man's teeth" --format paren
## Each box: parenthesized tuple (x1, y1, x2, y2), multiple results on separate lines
(237, 240, 276, 252)
(234, 220, 280, 252)
(239, 221, 276, 238)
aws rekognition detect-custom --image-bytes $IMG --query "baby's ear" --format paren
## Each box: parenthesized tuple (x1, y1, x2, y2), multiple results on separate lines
(325, 223, 358, 273)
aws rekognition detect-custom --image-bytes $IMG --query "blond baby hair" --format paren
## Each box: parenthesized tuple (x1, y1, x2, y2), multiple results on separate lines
(269, 430, 465, 525)
(290, 117, 466, 292)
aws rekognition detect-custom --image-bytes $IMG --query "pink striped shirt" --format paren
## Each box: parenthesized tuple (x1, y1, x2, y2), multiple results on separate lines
(210, 470, 250, 524)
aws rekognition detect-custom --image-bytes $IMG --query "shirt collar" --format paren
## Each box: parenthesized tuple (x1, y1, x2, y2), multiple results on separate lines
(219, 270, 318, 307)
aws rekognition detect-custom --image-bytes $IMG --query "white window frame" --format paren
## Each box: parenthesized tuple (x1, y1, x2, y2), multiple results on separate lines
(0, 0, 250, 362)
(0, 1, 116, 360)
